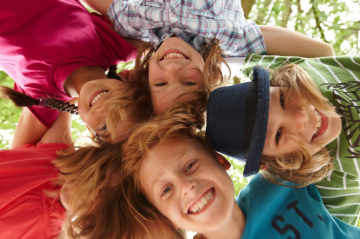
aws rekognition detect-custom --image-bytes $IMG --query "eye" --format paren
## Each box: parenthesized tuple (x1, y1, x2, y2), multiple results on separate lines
(161, 185, 173, 196)
(184, 82, 196, 86)
(280, 91, 285, 108)
(155, 82, 167, 87)
(100, 124, 107, 131)
(275, 128, 282, 145)
(185, 161, 196, 172)
(96, 124, 108, 139)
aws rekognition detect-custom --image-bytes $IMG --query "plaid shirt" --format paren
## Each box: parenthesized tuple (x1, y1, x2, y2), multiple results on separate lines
(108, 0, 267, 56)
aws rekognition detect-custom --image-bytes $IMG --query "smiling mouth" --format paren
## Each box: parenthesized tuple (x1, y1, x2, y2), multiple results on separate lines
(160, 50, 189, 61)
(188, 188, 214, 214)
(311, 110, 323, 140)
(90, 90, 108, 107)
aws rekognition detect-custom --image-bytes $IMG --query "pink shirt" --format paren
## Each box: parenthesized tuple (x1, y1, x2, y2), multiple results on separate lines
(0, 143, 68, 239)
(0, 0, 137, 127)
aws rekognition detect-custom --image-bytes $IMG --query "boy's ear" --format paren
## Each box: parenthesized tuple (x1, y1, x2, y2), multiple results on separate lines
(260, 164, 268, 170)
(215, 152, 231, 170)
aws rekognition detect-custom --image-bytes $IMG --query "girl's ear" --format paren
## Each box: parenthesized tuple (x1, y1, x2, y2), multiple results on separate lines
(260, 164, 268, 170)
(215, 152, 231, 170)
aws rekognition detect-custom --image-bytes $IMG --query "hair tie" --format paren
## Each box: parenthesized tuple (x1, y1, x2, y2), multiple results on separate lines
(37, 97, 47, 107)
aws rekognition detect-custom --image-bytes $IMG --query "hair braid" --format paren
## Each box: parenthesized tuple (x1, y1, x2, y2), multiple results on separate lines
(0, 85, 78, 115)
(44, 98, 78, 115)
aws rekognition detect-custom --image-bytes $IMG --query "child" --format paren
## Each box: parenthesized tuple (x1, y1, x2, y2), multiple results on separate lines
(0, 111, 72, 239)
(80, 0, 335, 115)
(207, 58, 360, 225)
(0, 0, 144, 147)
(102, 95, 360, 239)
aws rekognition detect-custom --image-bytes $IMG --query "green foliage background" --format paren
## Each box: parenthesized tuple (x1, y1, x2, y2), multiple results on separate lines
(0, 0, 359, 228)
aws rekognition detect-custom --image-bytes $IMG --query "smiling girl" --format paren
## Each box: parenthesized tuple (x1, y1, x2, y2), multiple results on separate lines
(0, 0, 140, 147)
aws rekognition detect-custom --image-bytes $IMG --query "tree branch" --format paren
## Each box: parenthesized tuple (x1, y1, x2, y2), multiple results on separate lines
(310, 0, 327, 43)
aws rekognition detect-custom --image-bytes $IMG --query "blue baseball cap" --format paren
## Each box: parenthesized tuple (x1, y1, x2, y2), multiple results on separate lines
(206, 65, 270, 177)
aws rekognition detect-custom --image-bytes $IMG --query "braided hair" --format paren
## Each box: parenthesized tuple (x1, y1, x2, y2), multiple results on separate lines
(0, 86, 78, 115)
(0, 66, 122, 115)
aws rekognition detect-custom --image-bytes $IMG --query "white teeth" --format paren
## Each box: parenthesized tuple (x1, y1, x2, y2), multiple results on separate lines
(90, 91, 107, 107)
(312, 110, 322, 138)
(163, 52, 186, 60)
(189, 190, 213, 214)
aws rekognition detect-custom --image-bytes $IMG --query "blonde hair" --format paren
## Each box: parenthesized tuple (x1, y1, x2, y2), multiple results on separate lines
(91, 68, 153, 142)
(261, 64, 336, 187)
(54, 142, 126, 238)
(56, 143, 180, 239)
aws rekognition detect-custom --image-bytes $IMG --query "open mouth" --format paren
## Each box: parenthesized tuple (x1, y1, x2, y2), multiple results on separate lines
(90, 90, 108, 107)
(312, 110, 322, 138)
(188, 188, 214, 214)
(311, 110, 328, 141)
(160, 50, 189, 61)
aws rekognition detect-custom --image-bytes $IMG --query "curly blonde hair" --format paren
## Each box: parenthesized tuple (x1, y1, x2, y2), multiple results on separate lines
(260, 64, 337, 187)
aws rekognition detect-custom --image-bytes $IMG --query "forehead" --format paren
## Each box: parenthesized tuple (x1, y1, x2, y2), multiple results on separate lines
(142, 138, 208, 164)
(139, 138, 213, 178)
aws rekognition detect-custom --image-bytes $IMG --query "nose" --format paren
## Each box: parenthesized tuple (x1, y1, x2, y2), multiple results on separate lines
(180, 177, 196, 197)
(165, 63, 183, 76)
(288, 106, 308, 132)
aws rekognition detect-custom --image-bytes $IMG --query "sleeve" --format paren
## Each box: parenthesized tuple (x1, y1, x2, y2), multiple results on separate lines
(214, 0, 266, 57)
(220, 23, 267, 57)
(107, 0, 153, 41)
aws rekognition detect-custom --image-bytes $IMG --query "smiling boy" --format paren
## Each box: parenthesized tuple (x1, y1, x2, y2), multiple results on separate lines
(137, 138, 360, 239)
(139, 137, 246, 239)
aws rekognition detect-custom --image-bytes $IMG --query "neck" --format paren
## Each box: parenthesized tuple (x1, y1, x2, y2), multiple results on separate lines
(63, 66, 107, 97)
(197, 201, 246, 239)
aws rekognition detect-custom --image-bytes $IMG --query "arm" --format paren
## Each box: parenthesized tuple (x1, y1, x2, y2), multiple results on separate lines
(10, 108, 48, 148)
(39, 111, 73, 145)
(80, 0, 113, 15)
(258, 25, 335, 57)
(11, 108, 73, 148)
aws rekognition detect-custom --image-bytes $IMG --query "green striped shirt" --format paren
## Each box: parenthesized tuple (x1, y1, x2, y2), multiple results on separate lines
(237, 54, 360, 226)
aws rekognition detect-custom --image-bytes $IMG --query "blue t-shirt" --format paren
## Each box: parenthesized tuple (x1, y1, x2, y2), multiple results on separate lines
(236, 174, 360, 239)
